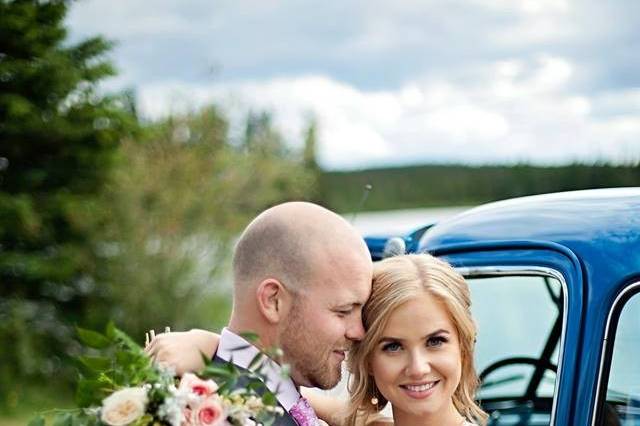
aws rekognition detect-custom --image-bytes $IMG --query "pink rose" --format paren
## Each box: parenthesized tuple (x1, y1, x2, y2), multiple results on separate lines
(179, 373, 219, 397)
(191, 396, 226, 426)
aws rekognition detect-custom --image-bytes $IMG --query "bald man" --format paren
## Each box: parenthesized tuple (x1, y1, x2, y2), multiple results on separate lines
(146, 202, 372, 425)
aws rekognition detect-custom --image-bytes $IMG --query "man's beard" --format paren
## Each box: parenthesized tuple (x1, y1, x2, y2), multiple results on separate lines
(280, 303, 344, 389)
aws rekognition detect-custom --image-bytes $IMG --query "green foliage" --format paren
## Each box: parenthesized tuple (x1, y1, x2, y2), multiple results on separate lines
(320, 163, 640, 212)
(0, 0, 137, 406)
(30, 325, 282, 426)
(0, 2, 317, 414)
(93, 107, 316, 341)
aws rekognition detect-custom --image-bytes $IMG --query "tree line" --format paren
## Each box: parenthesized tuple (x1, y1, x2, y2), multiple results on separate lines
(320, 163, 640, 212)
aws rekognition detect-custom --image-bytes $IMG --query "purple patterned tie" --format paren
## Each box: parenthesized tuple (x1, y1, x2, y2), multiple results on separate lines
(289, 396, 319, 426)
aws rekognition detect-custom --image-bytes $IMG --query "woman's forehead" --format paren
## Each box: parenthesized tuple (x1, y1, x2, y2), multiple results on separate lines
(383, 293, 454, 333)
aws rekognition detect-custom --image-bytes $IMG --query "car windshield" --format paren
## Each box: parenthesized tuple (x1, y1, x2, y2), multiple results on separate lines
(465, 273, 563, 425)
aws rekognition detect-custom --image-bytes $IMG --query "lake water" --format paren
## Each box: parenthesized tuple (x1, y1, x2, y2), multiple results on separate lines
(348, 206, 470, 237)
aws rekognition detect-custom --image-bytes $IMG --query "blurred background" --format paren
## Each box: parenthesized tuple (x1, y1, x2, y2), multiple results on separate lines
(1, 0, 639, 422)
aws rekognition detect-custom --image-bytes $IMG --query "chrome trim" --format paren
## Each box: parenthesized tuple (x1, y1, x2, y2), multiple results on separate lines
(457, 265, 568, 426)
(590, 281, 640, 426)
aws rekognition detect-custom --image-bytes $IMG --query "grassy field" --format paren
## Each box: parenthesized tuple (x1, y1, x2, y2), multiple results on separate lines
(0, 384, 73, 426)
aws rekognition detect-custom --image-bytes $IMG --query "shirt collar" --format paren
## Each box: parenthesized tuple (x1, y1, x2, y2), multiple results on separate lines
(217, 327, 300, 411)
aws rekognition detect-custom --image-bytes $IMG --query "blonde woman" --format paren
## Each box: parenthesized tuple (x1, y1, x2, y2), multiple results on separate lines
(147, 254, 487, 426)
(339, 253, 485, 426)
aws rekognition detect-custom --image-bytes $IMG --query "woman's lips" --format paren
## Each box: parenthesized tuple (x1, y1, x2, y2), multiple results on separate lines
(399, 380, 439, 399)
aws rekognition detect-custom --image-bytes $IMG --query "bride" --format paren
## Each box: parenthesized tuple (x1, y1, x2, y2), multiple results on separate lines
(147, 253, 487, 426)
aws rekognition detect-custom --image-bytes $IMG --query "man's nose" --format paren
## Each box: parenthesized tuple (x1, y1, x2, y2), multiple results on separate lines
(345, 317, 365, 341)
(405, 350, 431, 378)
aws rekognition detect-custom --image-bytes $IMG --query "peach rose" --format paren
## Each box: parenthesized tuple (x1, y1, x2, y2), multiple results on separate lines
(100, 387, 148, 426)
(179, 373, 219, 397)
(191, 396, 226, 426)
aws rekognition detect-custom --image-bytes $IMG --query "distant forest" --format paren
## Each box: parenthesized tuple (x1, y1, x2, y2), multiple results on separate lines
(319, 163, 640, 212)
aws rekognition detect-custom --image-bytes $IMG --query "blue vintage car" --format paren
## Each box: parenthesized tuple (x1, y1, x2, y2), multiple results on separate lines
(365, 188, 640, 426)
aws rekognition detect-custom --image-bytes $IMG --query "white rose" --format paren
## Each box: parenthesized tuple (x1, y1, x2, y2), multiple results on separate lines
(101, 387, 148, 426)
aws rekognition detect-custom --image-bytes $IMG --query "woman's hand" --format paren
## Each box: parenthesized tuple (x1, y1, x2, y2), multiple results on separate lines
(144, 329, 220, 376)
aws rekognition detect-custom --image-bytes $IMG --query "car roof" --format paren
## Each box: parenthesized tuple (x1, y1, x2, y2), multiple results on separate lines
(419, 187, 640, 288)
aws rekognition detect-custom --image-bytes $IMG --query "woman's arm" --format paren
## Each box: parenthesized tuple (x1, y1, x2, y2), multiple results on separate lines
(145, 329, 220, 376)
(301, 388, 349, 426)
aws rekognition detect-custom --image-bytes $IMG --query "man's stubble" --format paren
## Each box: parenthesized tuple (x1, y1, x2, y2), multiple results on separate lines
(280, 299, 345, 390)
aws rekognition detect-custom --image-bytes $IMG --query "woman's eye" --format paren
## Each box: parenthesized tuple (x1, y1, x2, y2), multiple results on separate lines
(427, 336, 448, 347)
(336, 309, 352, 316)
(382, 342, 402, 353)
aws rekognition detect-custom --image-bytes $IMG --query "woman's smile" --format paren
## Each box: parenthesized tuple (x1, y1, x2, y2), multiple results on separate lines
(400, 380, 440, 399)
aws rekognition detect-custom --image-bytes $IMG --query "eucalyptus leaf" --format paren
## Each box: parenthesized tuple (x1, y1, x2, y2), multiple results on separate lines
(79, 356, 112, 372)
(76, 378, 107, 407)
(76, 328, 111, 349)
(262, 391, 277, 406)
(201, 365, 234, 378)
(200, 351, 213, 366)
(247, 380, 267, 394)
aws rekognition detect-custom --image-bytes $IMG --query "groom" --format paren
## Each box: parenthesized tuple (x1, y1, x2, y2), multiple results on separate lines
(148, 202, 373, 425)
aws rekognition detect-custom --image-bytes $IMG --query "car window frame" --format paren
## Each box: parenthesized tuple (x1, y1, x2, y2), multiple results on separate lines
(591, 280, 640, 426)
(457, 265, 569, 426)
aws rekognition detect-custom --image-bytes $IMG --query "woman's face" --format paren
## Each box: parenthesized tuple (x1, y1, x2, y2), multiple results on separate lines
(369, 291, 462, 422)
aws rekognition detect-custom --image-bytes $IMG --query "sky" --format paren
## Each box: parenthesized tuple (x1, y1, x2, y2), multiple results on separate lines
(66, 0, 640, 170)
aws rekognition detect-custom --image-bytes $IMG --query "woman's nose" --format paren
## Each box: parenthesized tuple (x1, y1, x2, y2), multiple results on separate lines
(405, 350, 431, 378)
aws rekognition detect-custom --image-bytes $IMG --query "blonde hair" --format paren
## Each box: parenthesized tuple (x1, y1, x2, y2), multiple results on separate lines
(346, 254, 487, 426)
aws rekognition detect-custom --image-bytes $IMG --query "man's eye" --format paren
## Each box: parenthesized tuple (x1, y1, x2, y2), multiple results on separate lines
(427, 336, 448, 347)
(382, 342, 402, 353)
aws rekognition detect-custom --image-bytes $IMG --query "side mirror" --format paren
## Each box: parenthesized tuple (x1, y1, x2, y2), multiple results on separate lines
(383, 237, 406, 258)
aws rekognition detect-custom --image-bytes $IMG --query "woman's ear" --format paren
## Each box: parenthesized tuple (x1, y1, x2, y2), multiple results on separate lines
(256, 278, 288, 324)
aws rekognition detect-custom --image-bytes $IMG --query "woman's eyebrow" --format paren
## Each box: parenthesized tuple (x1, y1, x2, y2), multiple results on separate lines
(378, 336, 404, 343)
(378, 329, 450, 343)
(425, 328, 450, 338)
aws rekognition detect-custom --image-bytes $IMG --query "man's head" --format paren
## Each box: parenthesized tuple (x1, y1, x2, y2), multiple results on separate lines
(230, 202, 373, 389)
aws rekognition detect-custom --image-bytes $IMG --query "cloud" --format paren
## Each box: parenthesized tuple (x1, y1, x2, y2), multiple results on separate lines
(136, 53, 640, 169)
(65, 0, 640, 169)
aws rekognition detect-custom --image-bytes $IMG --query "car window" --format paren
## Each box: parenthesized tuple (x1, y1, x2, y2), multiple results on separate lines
(597, 288, 640, 426)
(466, 273, 564, 426)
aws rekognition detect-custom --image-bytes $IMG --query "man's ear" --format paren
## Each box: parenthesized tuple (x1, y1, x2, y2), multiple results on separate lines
(256, 278, 289, 324)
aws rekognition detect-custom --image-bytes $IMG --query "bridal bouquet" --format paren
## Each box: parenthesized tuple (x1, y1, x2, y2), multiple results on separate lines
(30, 324, 283, 426)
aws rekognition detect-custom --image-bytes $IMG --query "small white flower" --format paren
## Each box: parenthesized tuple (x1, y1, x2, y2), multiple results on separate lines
(100, 387, 148, 426)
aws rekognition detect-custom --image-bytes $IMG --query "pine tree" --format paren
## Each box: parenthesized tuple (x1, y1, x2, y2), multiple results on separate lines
(0, 0, 136, 403)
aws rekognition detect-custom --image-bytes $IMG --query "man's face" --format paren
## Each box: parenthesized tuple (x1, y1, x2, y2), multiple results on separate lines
(280, 252, 372, 389)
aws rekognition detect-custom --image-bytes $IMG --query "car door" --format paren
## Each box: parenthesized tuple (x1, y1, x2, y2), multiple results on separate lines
(433, 243, 585, 426)
(592, 280, 640, 426)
